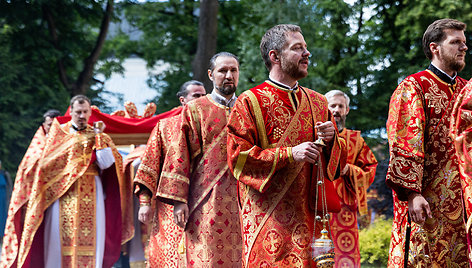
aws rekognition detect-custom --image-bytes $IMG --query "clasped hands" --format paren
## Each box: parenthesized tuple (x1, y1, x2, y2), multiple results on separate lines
(139, 201, 189, 229)
(292, 121, 335, 163)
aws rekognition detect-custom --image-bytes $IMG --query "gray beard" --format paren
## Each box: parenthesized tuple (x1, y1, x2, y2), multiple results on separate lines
(335, 120, 345, 132)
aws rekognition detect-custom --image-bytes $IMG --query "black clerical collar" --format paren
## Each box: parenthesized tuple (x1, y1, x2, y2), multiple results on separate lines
(428, 64, 457, 85)
(71, 121, 86, 132)
(268, 77, 298, 91)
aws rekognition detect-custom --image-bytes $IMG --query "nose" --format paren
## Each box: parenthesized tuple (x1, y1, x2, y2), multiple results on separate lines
(303, 48, 311, 57)
(225, 70, 233, 79)
(462, 42, 468, 51)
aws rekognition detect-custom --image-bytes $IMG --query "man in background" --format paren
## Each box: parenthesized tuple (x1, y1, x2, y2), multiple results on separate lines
(325, 90, 377, 267)
(1, 109, 60, 260)
(133, 80, 206, 267)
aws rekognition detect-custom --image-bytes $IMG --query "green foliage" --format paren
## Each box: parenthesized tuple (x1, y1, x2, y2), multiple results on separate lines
(0, 0, 113, 172)
(118, 0, 200, 111)
(3, 0, 472, 180)
(359, 217, 392, 266)
(0, 24, 70, 172)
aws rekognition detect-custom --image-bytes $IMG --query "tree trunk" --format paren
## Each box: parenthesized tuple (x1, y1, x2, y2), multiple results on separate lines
(192, 0, 219, 92)
(45, 0, 114, 96)
(73, 0, 114, 96)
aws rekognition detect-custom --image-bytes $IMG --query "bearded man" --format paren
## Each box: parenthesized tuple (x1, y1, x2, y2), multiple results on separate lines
(157, 52, 242, 267)
(386, 18, 469, 267)
(227, 24, 345, 267)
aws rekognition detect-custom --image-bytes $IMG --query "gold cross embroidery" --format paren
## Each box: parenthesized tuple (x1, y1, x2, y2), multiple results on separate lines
(82, 195, 92, 204)
(82, 227, 92, 237)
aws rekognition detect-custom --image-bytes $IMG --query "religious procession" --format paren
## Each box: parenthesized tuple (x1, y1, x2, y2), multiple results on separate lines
(1, 1, 472, 268)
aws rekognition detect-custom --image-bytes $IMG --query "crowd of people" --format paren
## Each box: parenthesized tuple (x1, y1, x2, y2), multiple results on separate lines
(1, 18, 472, 268)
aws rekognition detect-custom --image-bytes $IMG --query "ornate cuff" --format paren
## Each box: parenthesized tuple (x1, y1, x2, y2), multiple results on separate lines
(287, 147, 294, 163)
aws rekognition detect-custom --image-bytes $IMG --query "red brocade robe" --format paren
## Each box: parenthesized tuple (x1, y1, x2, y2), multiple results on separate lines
(386, 70, 469, 267)
(1, 127, 47, 267)
(157, 96, 242, 267)
(450, 79, 472, 264)
(1, 120, 133, 268)
(330, 129, 377, 268)
(134, 110, 187, 268)
(227, 81, 346, 267)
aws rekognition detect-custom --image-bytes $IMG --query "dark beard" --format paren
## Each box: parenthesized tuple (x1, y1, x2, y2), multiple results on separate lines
(216, 84, 236, 96)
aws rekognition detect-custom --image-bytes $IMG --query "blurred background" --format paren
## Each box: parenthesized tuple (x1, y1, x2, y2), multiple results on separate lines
(1, 1, 472, 265)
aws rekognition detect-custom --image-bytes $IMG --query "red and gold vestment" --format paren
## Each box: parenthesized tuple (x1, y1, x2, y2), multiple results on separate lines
(330, 129, 377, 268)
(134, 112, 186, 268)
(1, 120, 133, 268)
(450, 79, 472, 265)
(386, 69, 468, 267)
(1, 126, 47, 267)
(157, 96, 242, 267)
(227, 81, 345, 267)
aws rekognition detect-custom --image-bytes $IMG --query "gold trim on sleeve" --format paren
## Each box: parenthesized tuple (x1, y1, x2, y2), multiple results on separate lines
(234, 146, 255, 180)
(246, 91, 269, 149)
(160, 171, 190, 184)
(259, 147, 280, 192)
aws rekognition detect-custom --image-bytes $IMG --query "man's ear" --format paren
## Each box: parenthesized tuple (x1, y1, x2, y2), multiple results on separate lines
(207, 69, 213, 81)
(430, 42, 440, 56)
(269, 50, 279, 64)
(346, 106, 350, 116)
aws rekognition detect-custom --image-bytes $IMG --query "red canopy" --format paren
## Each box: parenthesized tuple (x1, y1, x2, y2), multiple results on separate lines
(57, 106, 182, 145)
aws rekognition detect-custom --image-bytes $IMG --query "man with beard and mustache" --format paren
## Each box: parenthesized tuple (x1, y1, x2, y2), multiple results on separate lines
(156, 52, 242, 267)
(386, 18, 470, 267)
(325, 90, 377, 267)
(226, 24, 346, 267)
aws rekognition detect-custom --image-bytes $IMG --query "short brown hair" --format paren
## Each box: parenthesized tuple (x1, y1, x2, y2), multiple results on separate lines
(422, 18, 466, 60)
(70, 95, 91, 110)
(260, 24, 302, 71)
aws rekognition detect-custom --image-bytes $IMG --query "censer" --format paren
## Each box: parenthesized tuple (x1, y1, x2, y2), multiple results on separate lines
(311, 134, 335, 268)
